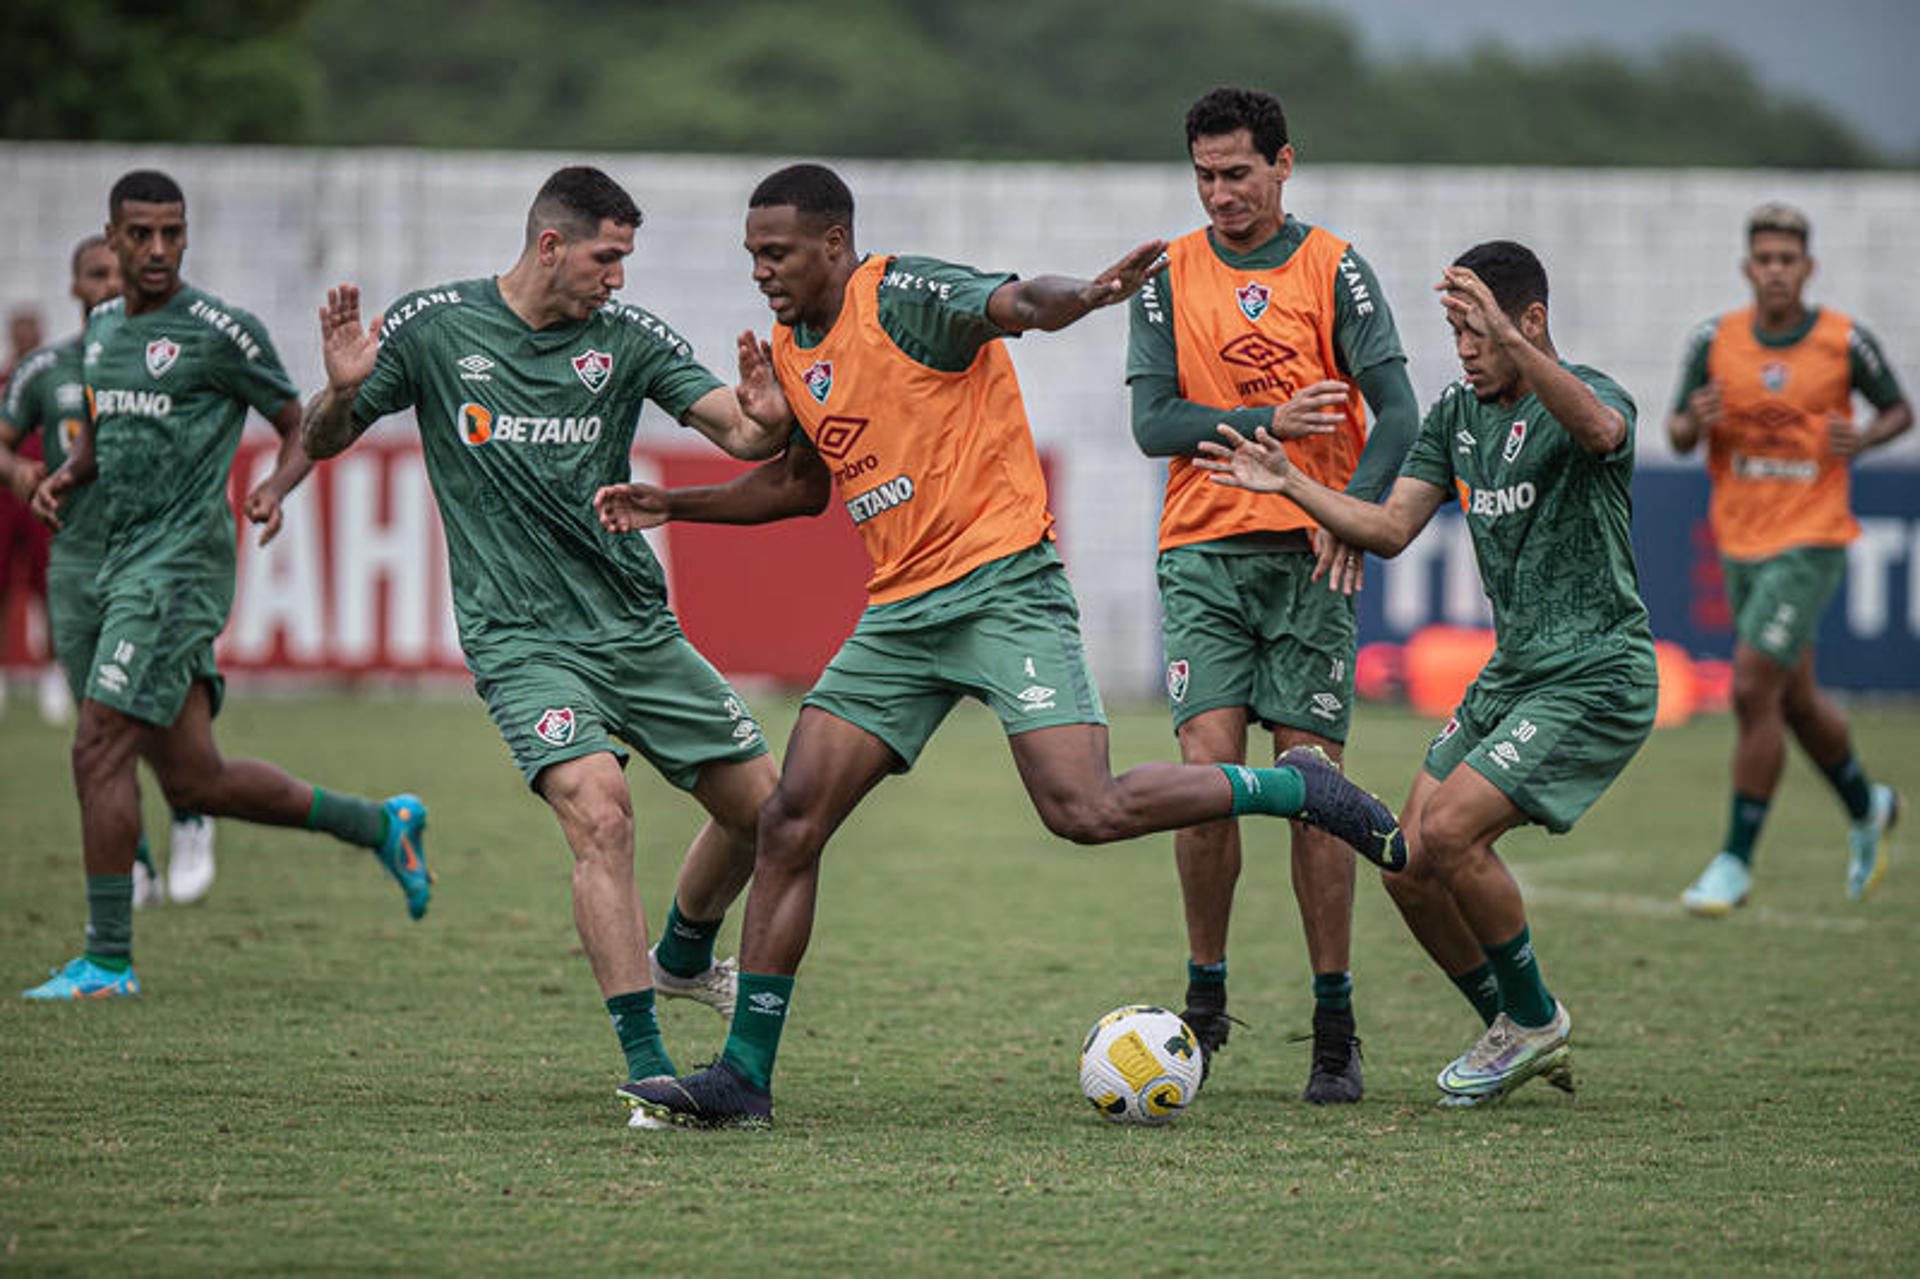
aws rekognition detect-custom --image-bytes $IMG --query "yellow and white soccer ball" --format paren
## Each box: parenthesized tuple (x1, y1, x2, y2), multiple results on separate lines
(1078, 1004, 1203, 1125)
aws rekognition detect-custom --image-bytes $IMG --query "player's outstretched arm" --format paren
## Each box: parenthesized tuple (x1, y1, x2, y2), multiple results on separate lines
(594, 439, 831, 534)
(676, 333, 797, 462)
(303, 284, 383, 460)
(988, 240, 1170, 334)
(0, 423, 44, 504)
(1197, 424, 1444, 557)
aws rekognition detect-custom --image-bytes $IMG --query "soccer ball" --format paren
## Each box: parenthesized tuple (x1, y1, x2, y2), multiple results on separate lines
(1078, 1004, 1204, 1125)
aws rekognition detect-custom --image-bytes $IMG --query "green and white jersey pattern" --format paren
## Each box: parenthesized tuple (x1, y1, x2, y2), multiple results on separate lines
(3, 335, 104, 567)
(351, 277, 723, 650)
(1401, 364, 1656, 693)
(82, 287, 299, 580)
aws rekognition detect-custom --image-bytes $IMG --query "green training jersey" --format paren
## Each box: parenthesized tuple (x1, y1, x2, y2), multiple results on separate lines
(789, 255, 1015, 371)
(1401, 364, 1656, 694)
(82, 287, 299, 581)
(2, 335, 105, 567)
(351, 277, 724, 651)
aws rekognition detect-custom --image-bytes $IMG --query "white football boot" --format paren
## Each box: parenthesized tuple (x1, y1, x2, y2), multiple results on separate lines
(167, 815, 217, 904)
(648, 946, 738, 1019)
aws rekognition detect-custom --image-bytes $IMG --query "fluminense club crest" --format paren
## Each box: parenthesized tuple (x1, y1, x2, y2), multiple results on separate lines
(572, 349, 613, 394)
(533, 706, 576, 746)
(1234, 280, 1270, 322)
(145, 337, 181, 378)
(1166, 659, 1190, 703)
(803, 360, 833, 404)
(1502, 419, 1528, 464)
(1762, 361, 1789, 393)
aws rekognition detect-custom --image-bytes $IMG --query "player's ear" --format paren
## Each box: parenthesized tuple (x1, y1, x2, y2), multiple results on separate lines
(537, 227, 565, 265)
(1520, 301, 1548, 341)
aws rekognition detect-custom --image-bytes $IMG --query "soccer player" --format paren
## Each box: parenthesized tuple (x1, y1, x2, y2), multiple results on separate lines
(1199, 242, 1656, 1105)
(1128, 86, 1421, 1102)
(0, 303, 67, 726)
(22, 170, 429, 1001)
(610, 163, 1407, 1128)
(1668, 203, 1909, 915)
(300, 166, 790, 1117)
(0, 235, 218, 910)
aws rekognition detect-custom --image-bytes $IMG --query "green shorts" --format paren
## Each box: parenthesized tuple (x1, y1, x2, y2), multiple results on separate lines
(1156, 544, 1356, 743)
(86, 572, 228, 726)
(46, 561, 104, 704)
(1723, 547, 1846, 666)
(1423, 671, 1656, 834)
(803, 543, 1105, 772)
(471, 628, 769, 792)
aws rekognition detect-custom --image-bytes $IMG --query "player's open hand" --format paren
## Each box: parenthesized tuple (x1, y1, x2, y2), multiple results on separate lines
(6, 455, 45, 504)
(1085, 241, 1171, 309)
(319, 284, 383, 392)
(735, 330, 794, 429)
(1686, 383, 1724, 434)
(594, 482, 672, 534)
(1436, 266, 1519, 347)
(1311, 526, 1365, 596)
(1195, 423, 1292, 493)
(1271, 381, 1347, 440)
(1827, 410, 1866, 457)
(29, 464, 75, 529)
(243, 484, 286, 546)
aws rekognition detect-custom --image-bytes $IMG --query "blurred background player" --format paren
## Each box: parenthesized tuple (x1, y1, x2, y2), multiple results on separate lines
(23, 170, 429, 1001)
(301, 166, 788, 1120)
(611, 162, 1407, 1129)
(1200, 241, 1657, 1106)
(0, 302, 69, 725)
(1668, 203, 1909, 915)
(1127, 85, 1420, 1103)
(0, 236, 216, 910)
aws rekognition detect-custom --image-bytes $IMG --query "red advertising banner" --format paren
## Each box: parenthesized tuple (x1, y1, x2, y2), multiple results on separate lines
(4, 440, 1055, 689)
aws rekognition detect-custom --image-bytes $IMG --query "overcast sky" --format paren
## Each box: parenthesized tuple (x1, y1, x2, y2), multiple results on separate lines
(1310, 0, 1920, 157)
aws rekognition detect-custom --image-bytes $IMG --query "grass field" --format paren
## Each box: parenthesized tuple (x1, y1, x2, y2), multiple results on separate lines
(2, 692, 1916, 1275)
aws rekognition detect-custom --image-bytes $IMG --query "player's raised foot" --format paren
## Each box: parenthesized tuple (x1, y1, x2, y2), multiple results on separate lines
(23, 956, 141, 1000)
(167, 815, 216, 904)
(375, 793, 432, 920)
(1847, 784, 1899, 901)
(1680, 852, 1751, 917)
(1277, 745, 1408, 871)
(1302, 1005, 1363, 1105)
(648, 946, 738, 1019)
(620, 1059, 773, 1130)
(132, 858, 167, 909)
(1436, 1003, 1573, 1104)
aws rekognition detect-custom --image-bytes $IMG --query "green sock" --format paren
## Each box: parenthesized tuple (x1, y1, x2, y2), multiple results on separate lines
(606, 989, 675, 1081)
(1819, 755, 1874, 823)
(1484, 925, 1556, 1029)
(170, 808, 202, 826)
(1186, 960, 1226, 1013)
(1218, 764, 1306, 818)
(654, 899, 721, 979)
(306, 787, 387, 849)
(1186, 959, 1227, 989)
(84, 874, 134, 970)
(720, 972, 794, 1091)
(1312, 971, 1353, 1012)
(134, 835, 155, 872)
(1721, 792, 1770, 866)
(1450, 961, 1501, 1027)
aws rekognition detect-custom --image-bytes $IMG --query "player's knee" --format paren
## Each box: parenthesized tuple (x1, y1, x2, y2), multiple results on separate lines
(70, 709, 134, 788)
(1730, 663, 1786, 720)
(756, 787, 830, 870)
(1416, 803, 1476, 867)
(1036, 794, 1122, 845)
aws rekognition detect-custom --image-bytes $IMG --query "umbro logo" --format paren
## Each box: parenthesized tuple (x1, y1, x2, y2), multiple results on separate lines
(748, 992, 786, 1014)
(457, 353, 495, 381)
(1309, 691, 1343, 721)
(1456, 429, 1476, 455)
(1490, 740, 1521, 769)
(1018, 684, 1057, 712)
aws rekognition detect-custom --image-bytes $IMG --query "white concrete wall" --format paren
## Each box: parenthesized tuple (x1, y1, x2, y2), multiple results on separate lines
(4, 144, 1916, 693)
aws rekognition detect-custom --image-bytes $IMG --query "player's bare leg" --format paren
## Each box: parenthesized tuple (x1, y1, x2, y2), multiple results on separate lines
(1684, 642, 1793, 915)
(1172, 707, 1246, 1076)
(1780, 649, 1900, 898)
(1275, 725, 1362, 1103)
(141, 684, 319, 827)
(646, 753, 780, 1019)
(1382, 769, 1499, 1023)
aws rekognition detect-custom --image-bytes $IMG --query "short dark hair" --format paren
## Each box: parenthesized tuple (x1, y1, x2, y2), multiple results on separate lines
(1453, 240, 1549, 318)
(527, 166, 642, 242)
(749, 163, 855, 231)
(1186, 86, 1289, 162)
(70, 234, 109, 278)
(109, 170, 185, 221)
(1746, 201, 1810, 249)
